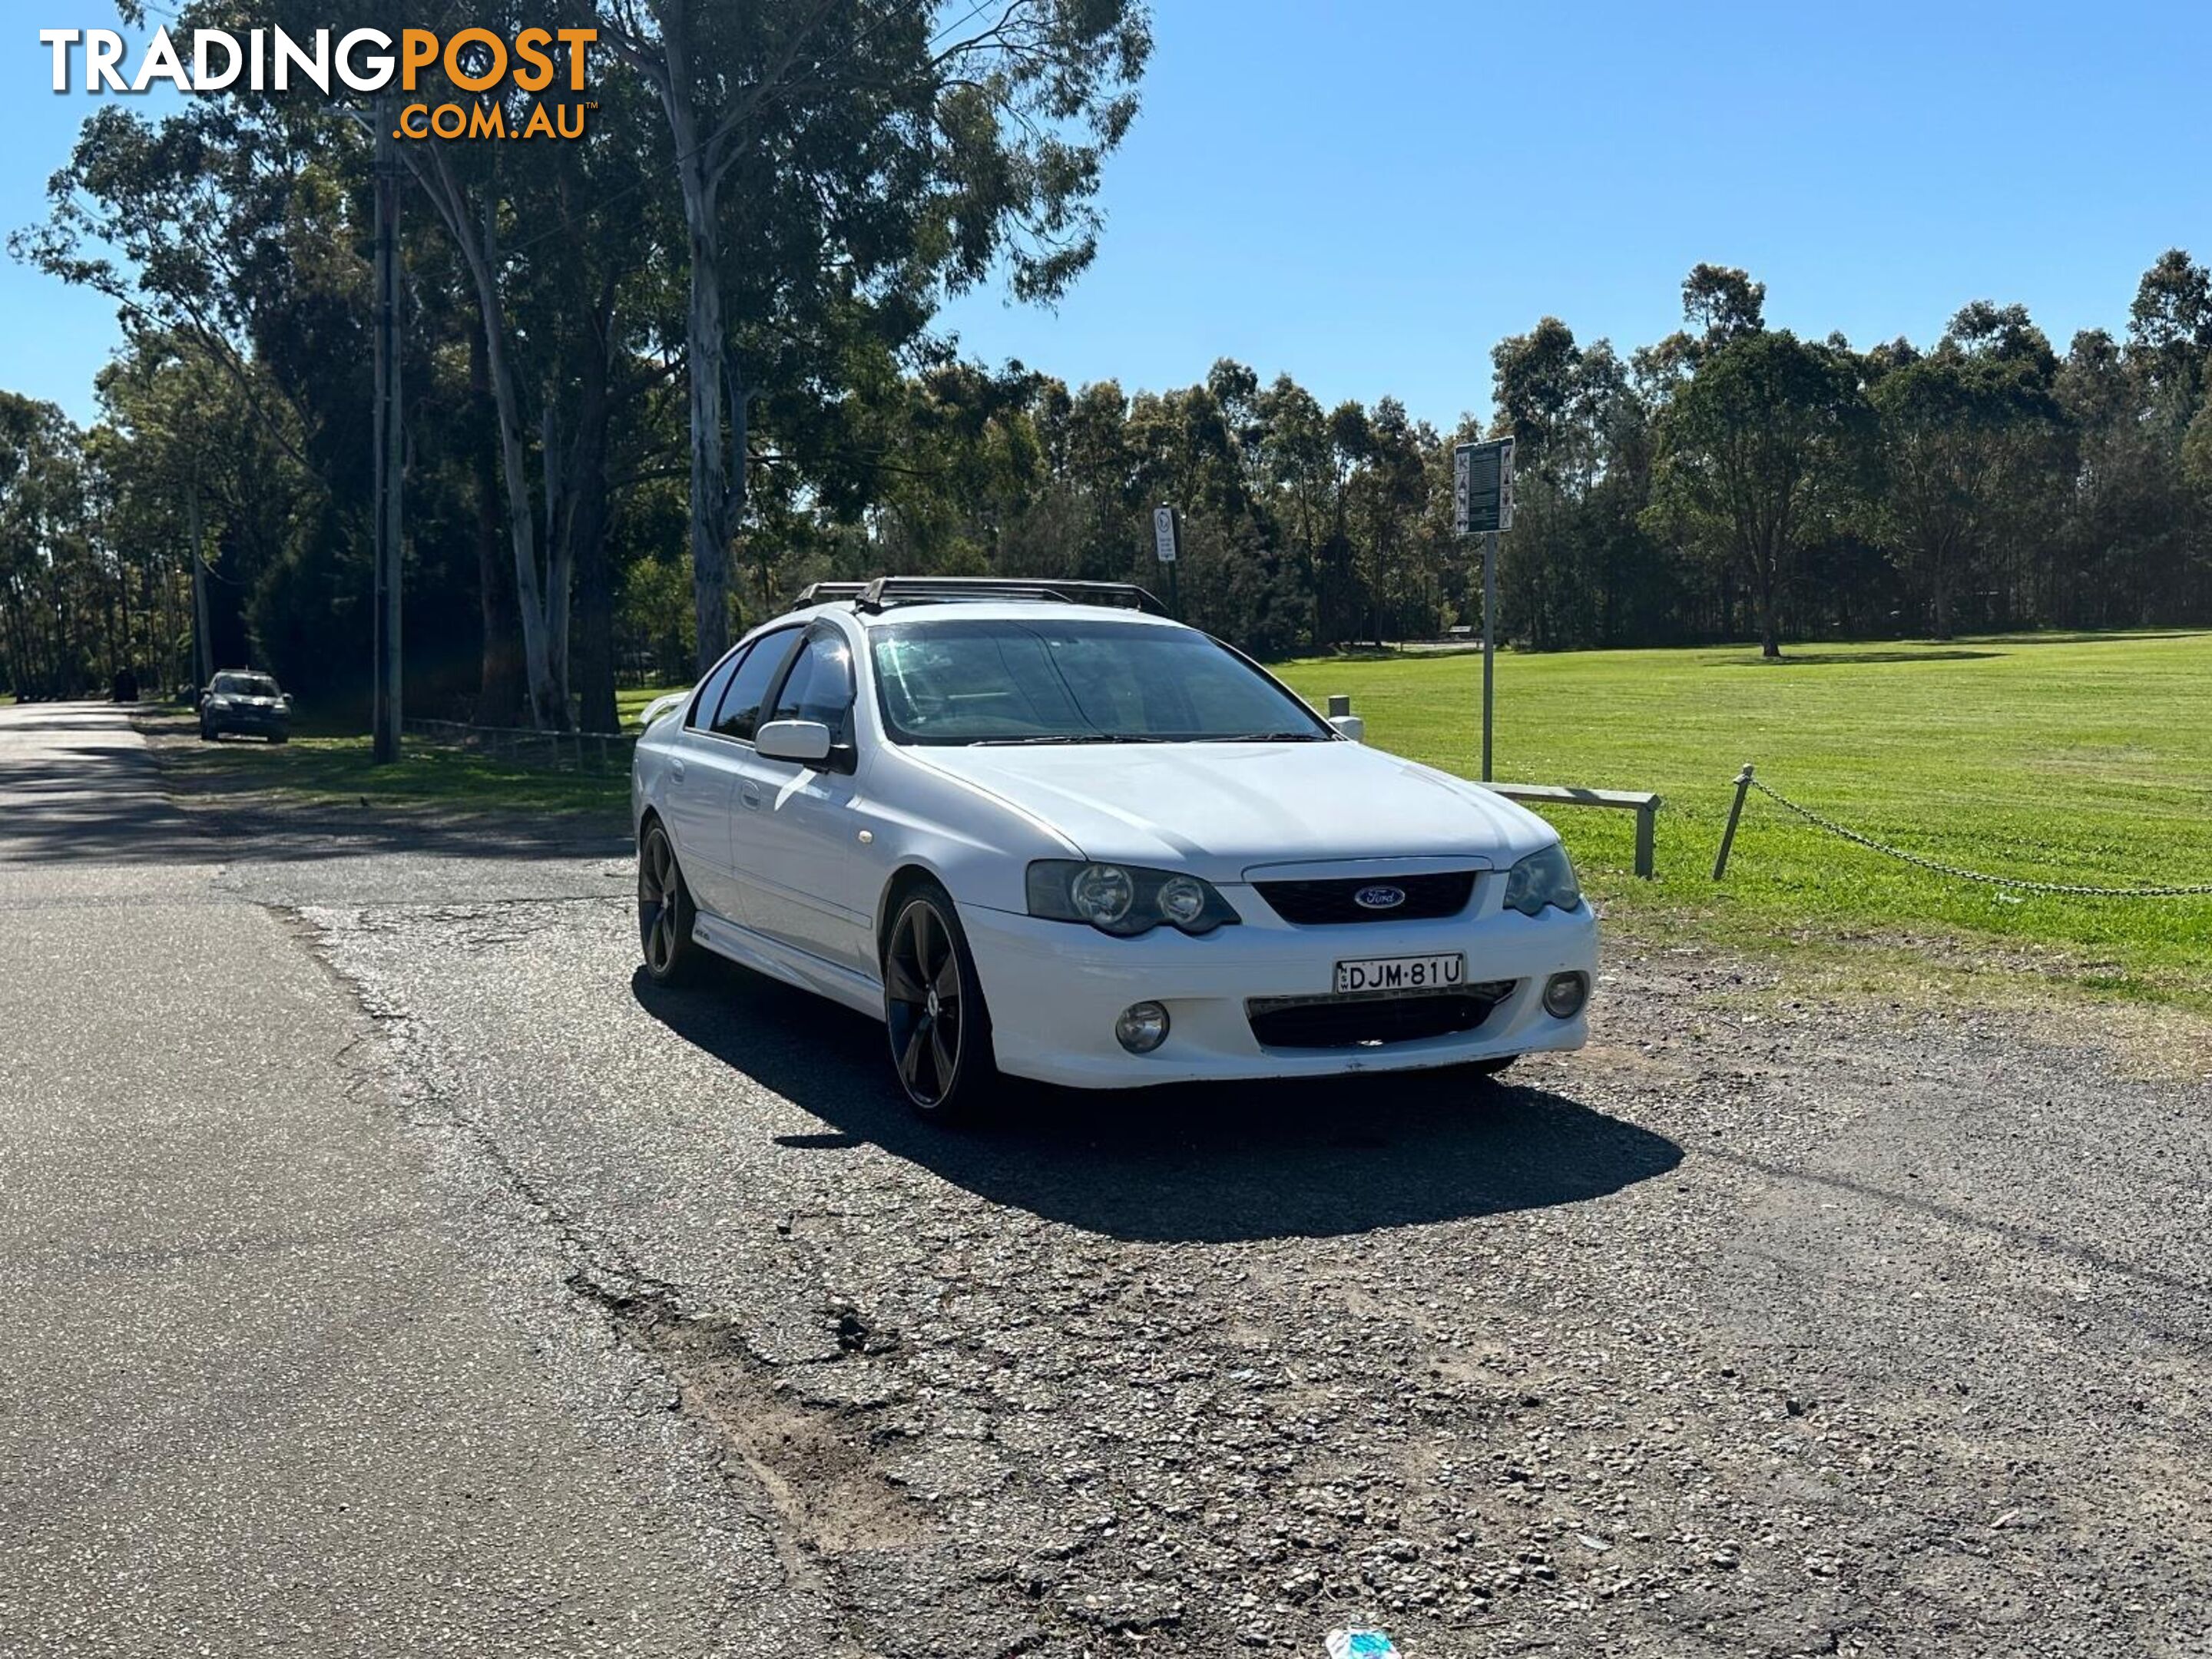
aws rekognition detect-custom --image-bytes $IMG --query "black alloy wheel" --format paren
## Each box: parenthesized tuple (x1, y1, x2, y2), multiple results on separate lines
(637, 821, 701, 985)
(882, 883, 996, 1118)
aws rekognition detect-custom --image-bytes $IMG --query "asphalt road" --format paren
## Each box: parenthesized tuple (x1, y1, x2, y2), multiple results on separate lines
(0, 705, 809, 1657)
(7, 703, 2210, 1658)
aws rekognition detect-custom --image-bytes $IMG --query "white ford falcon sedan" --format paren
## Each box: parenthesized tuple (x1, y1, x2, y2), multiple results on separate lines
(631, 578, 1596, 1118)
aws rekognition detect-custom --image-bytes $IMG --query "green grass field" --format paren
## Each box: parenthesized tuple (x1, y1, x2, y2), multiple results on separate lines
(616, 684, 678, 727)
(1273, 632, 2212, 1006)
(154, 720, 632, 818)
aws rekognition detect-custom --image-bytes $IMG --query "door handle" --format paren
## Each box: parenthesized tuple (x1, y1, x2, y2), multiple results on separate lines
(670, 760, 687, 783)
(740, 785, 763, 810)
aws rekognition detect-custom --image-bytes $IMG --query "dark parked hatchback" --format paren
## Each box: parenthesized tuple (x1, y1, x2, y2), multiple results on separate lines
(199, 671, 291, 743)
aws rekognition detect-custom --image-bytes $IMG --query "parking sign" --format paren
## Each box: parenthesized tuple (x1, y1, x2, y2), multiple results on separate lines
(1452, 438, 1515, 535)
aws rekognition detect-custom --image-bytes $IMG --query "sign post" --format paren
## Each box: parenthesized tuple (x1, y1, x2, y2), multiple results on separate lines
(1152, 504, 1181, 617)
(1452, 438, 1515, 781)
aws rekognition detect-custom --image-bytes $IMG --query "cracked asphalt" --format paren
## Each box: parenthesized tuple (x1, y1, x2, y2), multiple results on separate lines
(7, 702, 2210, 1658)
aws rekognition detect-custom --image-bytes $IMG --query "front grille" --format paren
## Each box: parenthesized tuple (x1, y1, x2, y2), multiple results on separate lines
(1246, 982, 1517, 1050)
(1253, 871, 1479, 926)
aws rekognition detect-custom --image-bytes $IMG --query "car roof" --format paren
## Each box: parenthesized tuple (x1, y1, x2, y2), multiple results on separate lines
(791, 600, 1187, 632)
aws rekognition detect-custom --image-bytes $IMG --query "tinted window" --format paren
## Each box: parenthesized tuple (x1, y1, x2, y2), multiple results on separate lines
(869, 619, 1328, 746)
(712, 628, 799, 742)
(769, 635, 856, 742)
(213, 673, 280, 697)
(685, 646, 748, 731)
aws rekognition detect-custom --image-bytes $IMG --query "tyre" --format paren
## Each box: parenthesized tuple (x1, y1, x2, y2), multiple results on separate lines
(637, 820, 703, 985)
(199, 723, 217, 742)
(269, 732, 289, 746)
(882, 880, 998, 1121)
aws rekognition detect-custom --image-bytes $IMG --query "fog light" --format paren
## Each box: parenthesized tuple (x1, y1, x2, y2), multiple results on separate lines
(1114, 1001, 1171, 1054)
(1541, 972, 1589, 1020)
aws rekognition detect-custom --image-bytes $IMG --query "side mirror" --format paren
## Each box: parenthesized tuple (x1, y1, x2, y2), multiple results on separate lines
(755, 718, 833, 764)
(1327, 714, 1366, 741)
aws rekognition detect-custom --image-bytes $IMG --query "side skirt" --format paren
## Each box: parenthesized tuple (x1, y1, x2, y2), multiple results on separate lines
(690, 912, 886, 1022)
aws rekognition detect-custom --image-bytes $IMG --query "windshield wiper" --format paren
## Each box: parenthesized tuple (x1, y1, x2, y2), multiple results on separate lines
(971, 733, 1124, 747)
(1195, 730, 1324, 743)
(970, 733, 1183, 747)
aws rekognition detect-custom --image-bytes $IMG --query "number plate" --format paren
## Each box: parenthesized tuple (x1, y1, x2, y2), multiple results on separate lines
(1333, 952, 1465, 995)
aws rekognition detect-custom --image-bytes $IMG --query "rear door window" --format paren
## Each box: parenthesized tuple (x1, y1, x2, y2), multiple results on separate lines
(686, 646, 748, 731)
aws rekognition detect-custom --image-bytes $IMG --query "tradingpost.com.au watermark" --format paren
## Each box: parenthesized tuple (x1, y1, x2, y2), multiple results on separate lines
(39, 25, 599, 141)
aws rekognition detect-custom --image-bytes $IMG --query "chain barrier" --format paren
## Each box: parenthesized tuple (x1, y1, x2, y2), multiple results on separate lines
(1726, 770, 2212, 898)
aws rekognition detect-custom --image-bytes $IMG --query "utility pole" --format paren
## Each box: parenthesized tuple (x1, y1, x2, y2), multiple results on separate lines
(187, 475, 211, 691)
(371, 98, 405, 763)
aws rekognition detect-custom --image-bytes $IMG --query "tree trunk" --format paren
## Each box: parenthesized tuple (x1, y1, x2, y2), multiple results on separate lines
(1931, 556, 1954, 641)
(408, 151, 565, 730)
(471, 329, 525, 724)
(471, 258, 565, 730)
(187, 484, 212, 687)
(568, 291, 618, 734)
(1755, 547, 1780, 658)
(679, 161, 733, 672)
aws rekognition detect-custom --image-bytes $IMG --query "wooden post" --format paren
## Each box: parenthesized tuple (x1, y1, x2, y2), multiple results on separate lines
(1713, 763, 1756, 880)
(1634, 802, 1657, 880)
(1326, 694, 1351, 718)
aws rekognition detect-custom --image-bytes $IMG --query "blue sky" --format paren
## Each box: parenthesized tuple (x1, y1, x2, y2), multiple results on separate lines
(7, 0, 2210, 429)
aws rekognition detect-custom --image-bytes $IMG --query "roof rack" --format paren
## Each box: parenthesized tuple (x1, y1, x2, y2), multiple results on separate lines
(794, 576, 1168, 617)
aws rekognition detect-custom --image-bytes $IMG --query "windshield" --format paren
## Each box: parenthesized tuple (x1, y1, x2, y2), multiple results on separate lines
(869, 618, 1330, 746)
(213, 674, 280, 697)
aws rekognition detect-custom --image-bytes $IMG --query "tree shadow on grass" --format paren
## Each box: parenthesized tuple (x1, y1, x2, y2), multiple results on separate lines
(0, 736, 625, 868)
(631, 962, 1684, 1245)
(1711, 648, 2005, 667)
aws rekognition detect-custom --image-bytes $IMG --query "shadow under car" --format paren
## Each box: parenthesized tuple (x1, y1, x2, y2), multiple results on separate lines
(631, 960, 1683, 1245)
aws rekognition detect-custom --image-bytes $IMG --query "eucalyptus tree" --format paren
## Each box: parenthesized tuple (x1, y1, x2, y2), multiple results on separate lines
(1875, 304, 2062, 637)
(15, 94, 333, 475)
(0, 395, 92, 698)
(1489, 322, 1661, 647)
(376, 6, 677, 731)
(2127, 248, 2212, 429)
(1252, 376, 1333, 625)
(597, 0, 1151, 670)
(1648, 331, 1876, 657)
(20, 73, 384, 703)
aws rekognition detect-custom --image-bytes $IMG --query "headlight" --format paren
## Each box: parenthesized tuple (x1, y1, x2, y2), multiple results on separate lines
(1157, 876, 1209, 926)
(1068, 863, 1134, 926)
(1025, 861, 1240, 937)
(1502, 843, 1582, 916)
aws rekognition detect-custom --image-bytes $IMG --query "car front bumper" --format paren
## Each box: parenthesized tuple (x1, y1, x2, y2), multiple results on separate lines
(959, 886, 1598, 1089)
(209, 707, 288, 732)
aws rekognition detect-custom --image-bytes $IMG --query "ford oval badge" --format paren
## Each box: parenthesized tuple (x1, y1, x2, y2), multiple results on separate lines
(1353, 884, 1406, 911)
